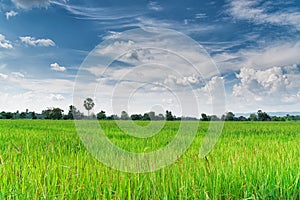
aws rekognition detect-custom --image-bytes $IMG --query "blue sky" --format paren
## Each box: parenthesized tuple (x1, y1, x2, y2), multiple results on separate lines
(0, 0, 300, 116)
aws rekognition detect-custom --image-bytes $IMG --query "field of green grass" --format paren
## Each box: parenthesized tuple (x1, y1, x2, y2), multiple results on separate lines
(0, 120, 299, 199)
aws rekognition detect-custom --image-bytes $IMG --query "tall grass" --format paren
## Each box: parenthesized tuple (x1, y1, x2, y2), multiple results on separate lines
(0, 120, 299, 199)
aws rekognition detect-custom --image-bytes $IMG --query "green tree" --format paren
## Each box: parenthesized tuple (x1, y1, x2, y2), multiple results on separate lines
(51, 108, 64, 120)
(131, 114, 142, 120)
(249, 113, 258, 121)
(30, 112, 37, 119)
(210, 115, 220, 121)
(121, 111, 129, 120)
(42, 108, 64, 120)
(148, 111, 155, 120)
(224, 112, 235, 121)
(142, 113, 150, 120)
(157, 113, 165, 120)
(97, 110, 107, 120)
(20, 112, 27, 119)
(201, 113, 209, 121)
(257, 110, 271, 121)
(166, 110, 174, 121)
(83, 98, 95, 117)
(67, 105, 84, 120)
(238, 116, 247, 121)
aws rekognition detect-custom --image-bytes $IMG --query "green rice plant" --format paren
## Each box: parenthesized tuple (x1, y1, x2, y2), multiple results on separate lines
(0, 120, 299, 199)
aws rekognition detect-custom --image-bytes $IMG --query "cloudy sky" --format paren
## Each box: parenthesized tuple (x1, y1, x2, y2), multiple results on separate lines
(0, 0, 300, 116)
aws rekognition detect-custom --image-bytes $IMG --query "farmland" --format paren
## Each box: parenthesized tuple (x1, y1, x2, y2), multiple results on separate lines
(0, 120, 299, 199)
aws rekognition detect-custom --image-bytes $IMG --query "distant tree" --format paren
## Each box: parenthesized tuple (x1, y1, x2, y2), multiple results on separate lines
(107, 114, 119, 120)
(14, 110, 20, 119)
(157, 113, 165, 120)
(148, 111, 155, 120)
(142, 113, 151, 121)
(42, 108, 64, 120)
(97, 110, 107, 120)
(238, 116, 248, 121)
(285, 114, 291, 121)
(120, 111, 129, 120)
(51, 108, 64, 120)
(1, 112, 13, 119)
(166, 110, 174, 121)
(67, 105, 84, 120)
(42, 109, 52, 119)
(67, 105, 75, 119)
(201, 113, 209, 121)
(210, 115, 220, 121)
(224, 112, 235, 121)
(25, 109, 29, 119)
(131, 114, 142, 120)
(30, 112, 37, 119)
(249, 113, 258, 121)
(257, 110, 271, 121)
(83, 98, 95, 117)
(20, 112, 26, 119)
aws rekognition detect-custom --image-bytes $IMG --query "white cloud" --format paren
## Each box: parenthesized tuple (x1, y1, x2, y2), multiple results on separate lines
(228, 0, 300, 30)
(0, 34, 13, 49)
(12, 0, 51, 9)
(11, 72, 25, 78)
(0, 73, 8, 80)
(53, 1, 142, 21)
(49, 94, 65, 101)
(50, 62, 66, 72)
(232, 66, 300, 105)
(0, 76, 74, 112)
(164, 74, 202, 86)
(0, 91, 71, 113)
(5, 11, 18, 19)
(195, 13, 207, 19)
(214, 41, 300, 73)
(102, 31, 122, 40)
(19, 36, 55, 47)
(147, 1, 163, 11)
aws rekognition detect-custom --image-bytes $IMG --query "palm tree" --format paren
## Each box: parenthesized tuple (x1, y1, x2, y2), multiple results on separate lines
(83, 97, 95, 117)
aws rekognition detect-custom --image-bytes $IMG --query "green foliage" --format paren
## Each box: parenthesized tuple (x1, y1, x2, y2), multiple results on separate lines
(120, 111, 130, 120)
(97, 110, 106, 120)
(257, 109, 271, 121)
(0, 121, 299, 199)
(166, 110, 174, 121)
(83, 98, 95, 116)
(42, 107, 64, 120)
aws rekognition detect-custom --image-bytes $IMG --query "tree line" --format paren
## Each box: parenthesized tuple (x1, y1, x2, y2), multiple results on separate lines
(1, 108, 300, 121)
(1, 98, 300, 121)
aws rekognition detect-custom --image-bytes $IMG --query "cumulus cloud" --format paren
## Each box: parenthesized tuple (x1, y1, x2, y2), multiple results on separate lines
(0, 73, 8, 80)
(232, 66, 300, 104)
(50, 62, 66, 72)
(0, 34, 13, 49)
(227, 0, 300, 30)
(5, 11, 18, 20)
(49, 94, 65, 101)
(19, 36, 55, 47)
(12, 0, 51, 9)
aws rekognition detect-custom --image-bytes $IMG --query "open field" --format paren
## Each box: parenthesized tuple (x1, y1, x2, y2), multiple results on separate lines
(0, 120, 299, 199)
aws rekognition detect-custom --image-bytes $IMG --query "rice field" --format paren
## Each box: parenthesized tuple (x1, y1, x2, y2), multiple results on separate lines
(0, 120, 299, 199)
